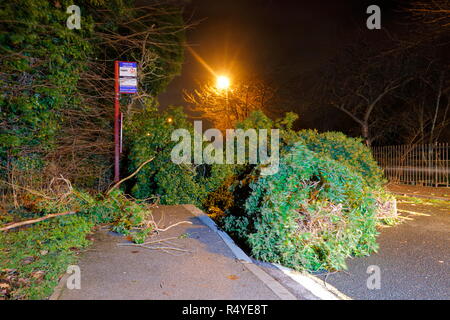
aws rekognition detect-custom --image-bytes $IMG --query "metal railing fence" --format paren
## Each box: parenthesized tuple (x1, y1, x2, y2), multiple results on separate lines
(372, 143, 449, 187)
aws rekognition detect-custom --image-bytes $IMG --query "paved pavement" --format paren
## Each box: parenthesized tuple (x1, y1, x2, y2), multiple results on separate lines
(57, 205, 282, 300)
(316, 199, 450, 300)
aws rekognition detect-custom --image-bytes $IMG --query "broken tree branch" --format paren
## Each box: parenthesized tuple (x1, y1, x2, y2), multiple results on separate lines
(106, 157, 154, 196)
(156, 221, 192, 232)
(0, 211, 77, 231)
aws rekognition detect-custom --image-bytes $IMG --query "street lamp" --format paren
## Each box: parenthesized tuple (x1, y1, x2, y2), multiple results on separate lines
(216, 75, 230, 90)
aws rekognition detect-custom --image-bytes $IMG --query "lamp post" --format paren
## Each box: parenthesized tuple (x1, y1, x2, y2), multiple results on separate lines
(216, 75, 231, 126)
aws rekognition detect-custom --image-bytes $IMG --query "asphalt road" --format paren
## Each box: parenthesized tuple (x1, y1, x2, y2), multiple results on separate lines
(316, 199, 450, 300)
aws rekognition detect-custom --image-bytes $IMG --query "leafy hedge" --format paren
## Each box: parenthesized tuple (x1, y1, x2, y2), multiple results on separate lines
(127, 109, 298, 210)
(298, 130, 385, 187)
(222, 143, 379, 271)
(0, 1, 186, 194)
(127, 106, 233, 206)
(202, 111, 300, 216)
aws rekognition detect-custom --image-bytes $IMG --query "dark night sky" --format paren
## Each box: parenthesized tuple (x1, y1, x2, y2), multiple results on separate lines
(159, 0, 406, 130)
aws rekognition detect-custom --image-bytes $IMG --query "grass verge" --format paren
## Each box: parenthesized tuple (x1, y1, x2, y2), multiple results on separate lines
(0, 211, 94, 299)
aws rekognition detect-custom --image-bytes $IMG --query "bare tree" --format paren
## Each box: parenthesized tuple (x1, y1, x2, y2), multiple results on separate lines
(184, 78, 276, 131)
(320, 42, 413, 146)
(391, 1, 450, 145)
(398, 65, 449, 145)
(408, 0, 450, 32)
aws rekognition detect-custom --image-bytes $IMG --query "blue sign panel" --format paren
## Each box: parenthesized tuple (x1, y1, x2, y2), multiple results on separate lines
(118, 62, 137, 94)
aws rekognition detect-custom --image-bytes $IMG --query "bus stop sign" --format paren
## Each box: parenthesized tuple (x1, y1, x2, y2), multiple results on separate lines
(118, 61, 137, 93)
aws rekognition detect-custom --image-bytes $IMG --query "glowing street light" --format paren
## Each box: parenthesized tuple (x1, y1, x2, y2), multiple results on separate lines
(216, 75, 230, 90)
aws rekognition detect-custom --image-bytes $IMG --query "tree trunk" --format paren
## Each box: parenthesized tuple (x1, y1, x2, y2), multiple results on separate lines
(362, 123, 371, 147)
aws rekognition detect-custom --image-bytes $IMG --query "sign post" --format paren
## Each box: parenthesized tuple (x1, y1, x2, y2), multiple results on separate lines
(114, 61, 138, 182)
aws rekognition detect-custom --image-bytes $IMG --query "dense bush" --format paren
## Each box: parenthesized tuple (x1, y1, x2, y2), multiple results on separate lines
(235, 110, 299, 149)
(234, 113, 384, 187)
(222, 143, 379, 271)
(0, 0, 95, 192)
(0, 1, 186, 197)
(298, 130, 385, 187)
(197, 111, 301, 215)
(127, 106, 233, 206)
